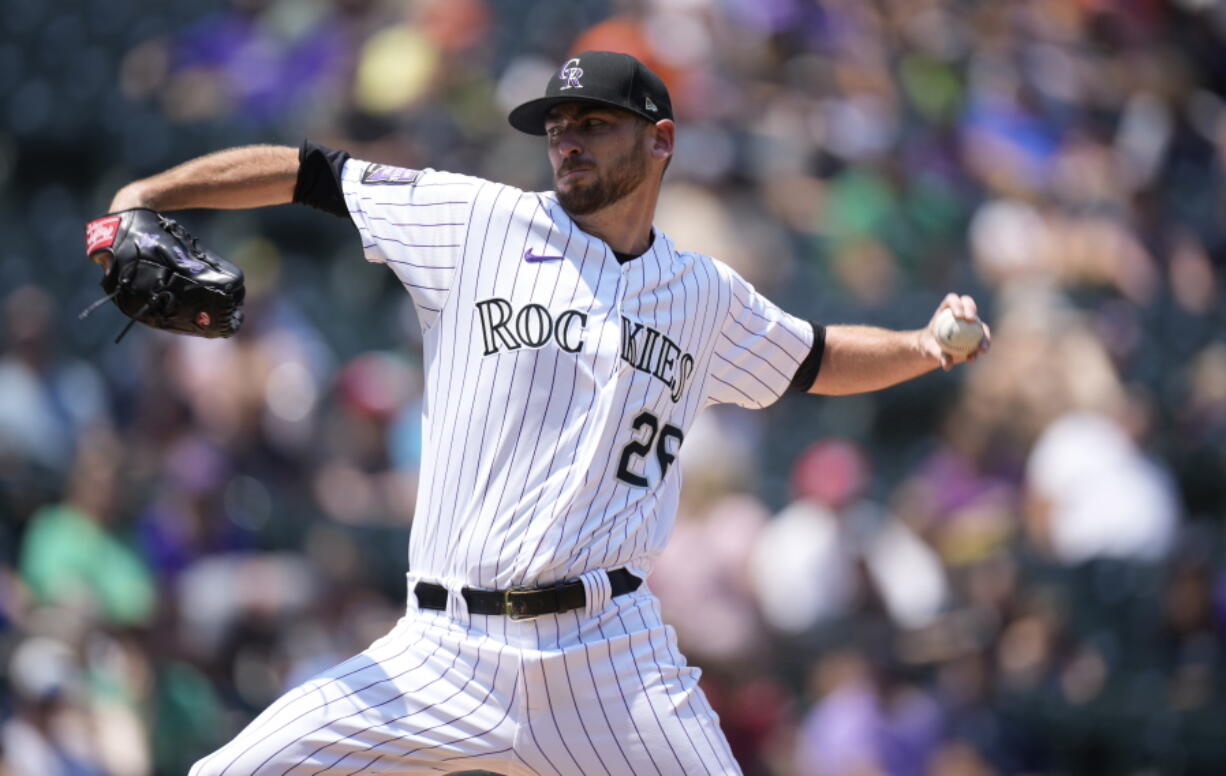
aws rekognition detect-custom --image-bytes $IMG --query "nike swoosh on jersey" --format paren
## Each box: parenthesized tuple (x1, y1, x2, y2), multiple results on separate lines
(524, 249, 566, 263)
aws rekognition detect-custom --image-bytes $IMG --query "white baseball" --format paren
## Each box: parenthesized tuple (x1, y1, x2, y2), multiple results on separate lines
(932, 308, 985, 357)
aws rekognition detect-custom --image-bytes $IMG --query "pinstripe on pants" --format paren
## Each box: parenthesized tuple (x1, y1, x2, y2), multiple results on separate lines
(189, 586, 741, 776)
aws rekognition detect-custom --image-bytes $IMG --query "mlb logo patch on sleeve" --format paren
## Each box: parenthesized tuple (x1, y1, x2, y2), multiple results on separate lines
(361, 164, 421, 185)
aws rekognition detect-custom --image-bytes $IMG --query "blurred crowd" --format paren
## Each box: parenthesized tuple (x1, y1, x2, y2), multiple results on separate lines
(3, 0, 1226, 774)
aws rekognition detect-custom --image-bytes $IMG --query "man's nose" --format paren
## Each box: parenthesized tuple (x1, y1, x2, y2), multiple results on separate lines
(554, 128, 583, 156)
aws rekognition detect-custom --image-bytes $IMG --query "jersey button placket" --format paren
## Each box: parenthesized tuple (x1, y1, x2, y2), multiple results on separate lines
(611, 258, 634, 380)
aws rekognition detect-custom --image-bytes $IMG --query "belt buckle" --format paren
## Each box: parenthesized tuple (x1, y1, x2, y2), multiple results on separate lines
(503, 585, 540, 621)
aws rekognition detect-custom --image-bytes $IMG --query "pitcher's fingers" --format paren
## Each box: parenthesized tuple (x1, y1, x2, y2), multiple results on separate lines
(959, 295, 979, 321)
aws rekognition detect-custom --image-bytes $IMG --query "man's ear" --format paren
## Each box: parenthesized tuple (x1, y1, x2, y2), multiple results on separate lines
(650, 119, 676, 163)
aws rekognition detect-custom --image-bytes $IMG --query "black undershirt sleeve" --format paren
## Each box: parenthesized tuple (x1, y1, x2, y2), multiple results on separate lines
(292, 139, 351, 219)
(788, 322, 826, 393)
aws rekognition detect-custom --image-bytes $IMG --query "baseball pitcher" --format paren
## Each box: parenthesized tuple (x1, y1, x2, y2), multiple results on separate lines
(86, 51, 988, 776)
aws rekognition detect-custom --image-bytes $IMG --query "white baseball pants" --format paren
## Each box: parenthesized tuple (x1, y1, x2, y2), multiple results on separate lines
(189, 584, 741, 775)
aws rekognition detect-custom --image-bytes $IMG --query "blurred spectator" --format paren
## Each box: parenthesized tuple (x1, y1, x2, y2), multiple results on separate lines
(793, 650, 943, 776)
(0, 286, 108, 474)
(133, 434, 248, 580)
(653, 491, 769, 664)
(752, 439, 950, 634)
(18, 429, 154, 627)
(1025, 411, 1180, 564)
(2, 636, 106, 776)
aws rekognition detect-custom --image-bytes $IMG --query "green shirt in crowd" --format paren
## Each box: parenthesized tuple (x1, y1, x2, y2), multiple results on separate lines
(20, 504, 155, 625)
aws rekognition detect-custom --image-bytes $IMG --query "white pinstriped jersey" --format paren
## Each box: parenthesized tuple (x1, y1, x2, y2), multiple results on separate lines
(341, 160, 814, 590)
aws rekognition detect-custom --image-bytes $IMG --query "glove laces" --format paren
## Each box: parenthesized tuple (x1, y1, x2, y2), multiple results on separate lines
(77, 286, 121, 321)
(158, 214, 221, 270)
(76, 260, 156, 343)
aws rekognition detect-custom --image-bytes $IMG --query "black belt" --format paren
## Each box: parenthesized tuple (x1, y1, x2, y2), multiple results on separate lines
(414, 569, 641, 621)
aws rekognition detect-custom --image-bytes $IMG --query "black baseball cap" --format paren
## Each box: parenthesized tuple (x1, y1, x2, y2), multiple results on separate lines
(508, 50, 674, 135)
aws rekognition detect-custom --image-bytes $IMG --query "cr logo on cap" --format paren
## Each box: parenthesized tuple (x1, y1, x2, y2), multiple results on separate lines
(559, 58, 583, 90)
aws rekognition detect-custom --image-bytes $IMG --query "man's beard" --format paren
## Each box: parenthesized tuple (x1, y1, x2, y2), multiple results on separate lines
(555, 147, 649, 216)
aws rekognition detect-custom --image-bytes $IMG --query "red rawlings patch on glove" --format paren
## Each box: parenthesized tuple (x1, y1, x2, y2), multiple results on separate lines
(85, 215, 122, 255)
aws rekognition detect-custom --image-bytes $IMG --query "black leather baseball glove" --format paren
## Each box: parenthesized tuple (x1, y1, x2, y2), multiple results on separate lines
(83, 208, 245, 342)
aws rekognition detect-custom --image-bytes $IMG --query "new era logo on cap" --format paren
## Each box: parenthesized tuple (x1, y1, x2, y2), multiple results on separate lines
(508, 50, 673, 135)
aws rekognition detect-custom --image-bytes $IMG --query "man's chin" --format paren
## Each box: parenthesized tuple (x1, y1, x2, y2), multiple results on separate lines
(555, 176, 592, 196)
(556, 184, 606, 216)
